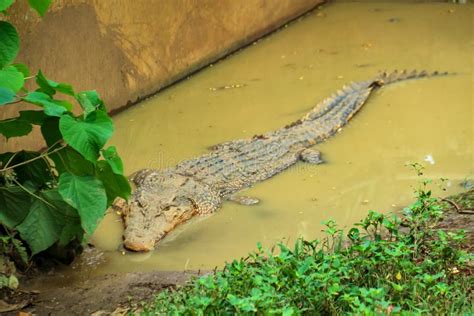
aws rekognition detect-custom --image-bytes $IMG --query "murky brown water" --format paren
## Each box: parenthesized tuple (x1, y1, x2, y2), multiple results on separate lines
(59, 1, 473, 278)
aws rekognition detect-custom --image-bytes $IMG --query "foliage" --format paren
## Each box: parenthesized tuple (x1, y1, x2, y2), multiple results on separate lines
(143, 183, 473, 314)
(0, 0, 130, 266)
(0, 233, 25, 289)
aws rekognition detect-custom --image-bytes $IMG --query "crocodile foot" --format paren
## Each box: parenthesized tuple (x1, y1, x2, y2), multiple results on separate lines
(300, 148, 323, 164)
(229, 195, 260, 205)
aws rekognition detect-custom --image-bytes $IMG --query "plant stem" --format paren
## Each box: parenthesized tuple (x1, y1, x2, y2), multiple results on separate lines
(11, 177, 55, 208)
(0, 142, 66, 172)
(441, 198, 474, 214)
(3, 152, 19, 170)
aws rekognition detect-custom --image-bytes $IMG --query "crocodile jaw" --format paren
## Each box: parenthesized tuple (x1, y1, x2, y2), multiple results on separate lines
(122, 197, 197, 252)
(123, 237, 155, 252)
(122, 208, 159, 252)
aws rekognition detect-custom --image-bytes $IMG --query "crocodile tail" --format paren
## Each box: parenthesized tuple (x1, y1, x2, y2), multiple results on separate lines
(377, 69, 450, 85)
(301, 70, 451, 123)
(301, 80, 373, 122)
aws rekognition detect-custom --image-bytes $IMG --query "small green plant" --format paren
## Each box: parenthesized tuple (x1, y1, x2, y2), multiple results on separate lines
(0, 233, 24, 289)
(142, 178, 473, 314)
(0, 0, 130, 270)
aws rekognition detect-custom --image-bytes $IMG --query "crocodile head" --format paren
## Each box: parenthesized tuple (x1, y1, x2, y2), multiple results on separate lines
(122, 170, 199, 252)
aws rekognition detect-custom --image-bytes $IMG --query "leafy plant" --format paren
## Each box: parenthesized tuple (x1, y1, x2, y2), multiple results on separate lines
(0, 233, 25, 289)
(0, 0, 130, 265)
(142, 183, 473, 314)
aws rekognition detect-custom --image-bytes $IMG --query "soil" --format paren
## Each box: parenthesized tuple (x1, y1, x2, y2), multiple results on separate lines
(3, 270, 205, 315)
(1, 189, 472, 315)
(436, 189, 474, 253)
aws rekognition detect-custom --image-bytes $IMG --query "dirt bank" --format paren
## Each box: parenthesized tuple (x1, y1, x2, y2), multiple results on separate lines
(436, 189, 473, 253)
(6, 270, 204, 315)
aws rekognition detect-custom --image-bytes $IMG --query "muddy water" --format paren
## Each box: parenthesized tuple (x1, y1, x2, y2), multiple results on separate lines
(76, 1, 472, 275)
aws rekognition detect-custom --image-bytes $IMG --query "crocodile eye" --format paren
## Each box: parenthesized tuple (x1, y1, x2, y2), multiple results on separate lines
(137, 199, 147, 208)
(173, 196, 191, 205)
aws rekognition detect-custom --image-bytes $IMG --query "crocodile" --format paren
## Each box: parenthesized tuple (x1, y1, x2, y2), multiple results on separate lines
(121, 70, 448, 252)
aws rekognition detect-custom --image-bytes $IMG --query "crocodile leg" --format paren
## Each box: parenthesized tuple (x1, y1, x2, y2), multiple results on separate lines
(299, 148, 323, 164)
(229, 195, 260, 205)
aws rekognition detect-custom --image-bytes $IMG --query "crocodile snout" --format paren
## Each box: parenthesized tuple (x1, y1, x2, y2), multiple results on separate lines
(123, 238, 155, 252)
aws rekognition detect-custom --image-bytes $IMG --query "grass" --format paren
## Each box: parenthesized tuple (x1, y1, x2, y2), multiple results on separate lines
(141, 178, 473, 315)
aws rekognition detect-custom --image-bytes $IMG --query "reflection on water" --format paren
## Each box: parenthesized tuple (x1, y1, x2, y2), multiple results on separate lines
(74, 1, 473, 276)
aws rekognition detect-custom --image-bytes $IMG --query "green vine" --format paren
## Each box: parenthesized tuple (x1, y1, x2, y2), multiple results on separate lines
(0, 0, 130, 273)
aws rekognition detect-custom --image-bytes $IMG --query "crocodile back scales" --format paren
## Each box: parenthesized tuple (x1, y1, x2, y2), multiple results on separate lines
(171, 70, 448, 196)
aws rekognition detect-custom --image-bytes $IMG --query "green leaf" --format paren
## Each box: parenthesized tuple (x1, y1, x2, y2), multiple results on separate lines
(0, 275, 8, 288)
(35, 70, 54, 95)
(0, 87, 14, 105)
(0, 21, 19, 68)
(55, 146, 94, 176)
(12, 63, 29, 77)
(40, 116, 61, 146)
(102, 146, 124, 174)
(8, 275, 18, 289)
(58, 213, 83, 246)
(95, 160, 131, 205)
(59, 111, 114, 162)
(42, 190, 82, 246)
(16, 189, 82, 254)
(0, 0, 14, 12)
(76, 90, 105, 114)
(0, 65, 24, 92)
(39, 117, 85, 178)
(11, 238, 28, 264)
(27, 0, 51, 17)
(7, 151, 53, 188)
(23, 91, 72, 117)
(58, 172, 107, 235)
(391, 282, 404, 292)
(18, 110, 46, 125)
(0, 117, 32, 139)
(282, 307, 296, 316)
(16, 196, 60, 254)
(76, 93, 95, 117)
(0, 186, 31, 228)
(35, 70, 74, 96)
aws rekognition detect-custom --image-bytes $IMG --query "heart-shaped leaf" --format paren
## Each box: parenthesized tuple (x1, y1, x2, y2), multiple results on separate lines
(0, 87, 15, 105)
(59, 111, 114, 162)
(27, 0, 51, 17)
(95, 160, 130, 205)
(102, 146, 124, 175)
(0, 65, 24, 92)
(23, 91, 72, 117)
(36, 70, 74, 96)
(58, 172, 107, 235)
(0, 0, 15, 12)
(0, 117, 32, 139)
(0, 186, 31, 228)
(0, 21, 18, 68)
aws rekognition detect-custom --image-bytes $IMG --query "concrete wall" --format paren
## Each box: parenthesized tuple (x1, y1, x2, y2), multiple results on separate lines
(1, 0, 324, 151)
